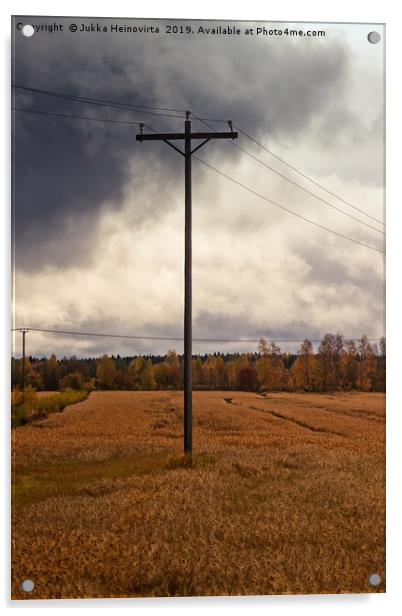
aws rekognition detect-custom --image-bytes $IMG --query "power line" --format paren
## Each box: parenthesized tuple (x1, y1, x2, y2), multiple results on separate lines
(12, 83, 187, 114)
(13, 84, 231, 123)
(11, 327, 383, 344)
(12, 327, 182, 341)
(231, 138, 384, 235)
(141, 122, 384, 254)
(13, 85, 239, 124)
(194, 155, 385, 254)
(192, 114, 384, 236)
(234, 124, 385, 227)
(13, 107, 149, 126)
(14, 101, 184, 121)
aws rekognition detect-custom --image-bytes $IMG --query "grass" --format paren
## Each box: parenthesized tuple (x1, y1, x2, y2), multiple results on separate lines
(11, 388, 89, 427)
(13, 452, 167, 509)
(11, 391, 385, 599)
(13, 451, 216, 509)
(34, 389, 88, 414)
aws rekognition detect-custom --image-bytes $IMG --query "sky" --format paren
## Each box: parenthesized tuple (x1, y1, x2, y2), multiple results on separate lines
(11, 17, 385, 358)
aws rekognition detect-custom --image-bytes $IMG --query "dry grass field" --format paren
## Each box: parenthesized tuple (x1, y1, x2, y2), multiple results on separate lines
(11, 391, 385, 599)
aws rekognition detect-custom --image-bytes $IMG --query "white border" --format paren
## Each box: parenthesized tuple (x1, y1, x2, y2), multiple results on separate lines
(2, 1, 401, 614)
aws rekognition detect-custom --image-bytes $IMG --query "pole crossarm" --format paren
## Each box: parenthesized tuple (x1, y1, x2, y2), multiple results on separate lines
(136, 131, 238, 142)
(136, 116, 237, 456)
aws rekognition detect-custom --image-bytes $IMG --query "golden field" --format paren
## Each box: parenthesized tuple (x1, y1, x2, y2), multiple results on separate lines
(11, 391, 385, 599)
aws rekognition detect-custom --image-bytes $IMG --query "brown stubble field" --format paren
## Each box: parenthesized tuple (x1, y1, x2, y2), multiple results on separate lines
(11, 391, 385, 599)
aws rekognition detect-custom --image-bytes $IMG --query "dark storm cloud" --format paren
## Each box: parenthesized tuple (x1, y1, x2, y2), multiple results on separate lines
(12, 87, 181, 269)
(13, 16, 352, 269)
(14, 115, 123, 268)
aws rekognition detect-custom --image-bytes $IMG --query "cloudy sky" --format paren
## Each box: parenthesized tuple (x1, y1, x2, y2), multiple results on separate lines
(12, 17, 385, 357)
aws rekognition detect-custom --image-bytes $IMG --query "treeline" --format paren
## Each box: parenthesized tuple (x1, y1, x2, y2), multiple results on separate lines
(11, 334, 385, 393)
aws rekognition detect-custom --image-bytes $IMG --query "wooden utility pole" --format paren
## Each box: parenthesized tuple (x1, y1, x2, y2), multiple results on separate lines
(136, 112, 237, 457)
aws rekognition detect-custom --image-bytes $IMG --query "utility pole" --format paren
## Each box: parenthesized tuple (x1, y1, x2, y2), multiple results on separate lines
(20, 328, 29, 393)
(136, 112, 237, 457)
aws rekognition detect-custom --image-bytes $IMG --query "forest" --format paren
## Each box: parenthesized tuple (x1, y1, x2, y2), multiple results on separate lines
(11, 334, 385, 393)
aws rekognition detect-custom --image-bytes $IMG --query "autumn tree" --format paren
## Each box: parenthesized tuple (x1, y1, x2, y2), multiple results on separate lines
(203, 355, 226, 390)
(339, 340, 359, 390)
(141, 358, 156, 390)
(225, 360, 238, 390)
(214, 356, 226, 389)
(192, 357, 204, 389)
(25, 363, 43, 390)
(256, 339, 287, 391)
(317, 333, 344, 391)
(357, 336, 376, 391)
(165, 350, 181, 388)
(202, 356, 215, 389)
(291, 339, 320, 391)
(60, 371, 83, 390)
(256, 338, 270, 389)
(127, 357, 145, 390)
(45, 354, 59, 390)
(235, 353, 251, 372)
(96, 355, 117, 389)
(258, 337, 269, 356)
(154, 362, 170, 389)
(236, 366, 258, 391)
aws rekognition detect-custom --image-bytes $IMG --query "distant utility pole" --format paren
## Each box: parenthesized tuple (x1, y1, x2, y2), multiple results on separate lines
(20, 328, 29, 392)
(136, 112, 237, 457)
